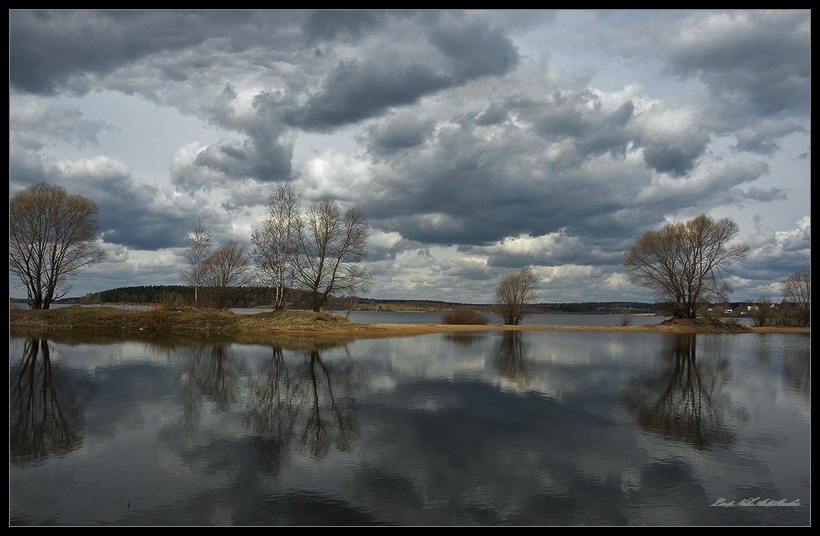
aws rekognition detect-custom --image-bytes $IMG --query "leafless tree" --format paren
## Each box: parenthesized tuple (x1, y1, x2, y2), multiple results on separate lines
(180, 219, 212, 306)
(10, 183, 107, 309)
(294, 200, 372, 312)
(251, 183, 301, 309)
(782, 270, 810, 326)
(623, 214, 750, 319)
(495, 267, 539, 325)
(202, 241, 253, 308)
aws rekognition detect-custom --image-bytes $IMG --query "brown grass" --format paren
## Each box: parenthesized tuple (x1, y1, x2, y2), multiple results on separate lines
(441, 307, 490, 325)
(9, 305, 809, 346)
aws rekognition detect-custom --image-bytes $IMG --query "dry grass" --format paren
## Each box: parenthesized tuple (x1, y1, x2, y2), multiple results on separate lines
(10, 305, 809, 345)
(441, 307, 490, 325)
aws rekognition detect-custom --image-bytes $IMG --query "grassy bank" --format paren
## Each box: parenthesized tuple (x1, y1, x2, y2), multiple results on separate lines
(9, 304, 809, 343)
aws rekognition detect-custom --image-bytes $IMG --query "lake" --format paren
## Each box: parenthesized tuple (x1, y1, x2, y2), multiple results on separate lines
(9, 327, 809, 526)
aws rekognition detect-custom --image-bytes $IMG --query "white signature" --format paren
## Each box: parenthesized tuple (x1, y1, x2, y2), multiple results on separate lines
(710, 497, 801, 508)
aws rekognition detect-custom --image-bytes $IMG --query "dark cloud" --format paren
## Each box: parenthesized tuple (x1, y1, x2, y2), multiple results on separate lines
(474, 104, 508, 126)
(355, 95, 651, 245)
(364, 113, 436, 154)
(664, 11, 810, 119)
(8, 10, 322, 96)
(40, 159, 196, 250)
(187, 85, 295, 183)
(281, 15, 519, 131)
(193, 137, 293, 182)
(284, 59, 452, 131)
(739, 187, 786, 203)
(10, 10, 213, 94)
(430, 18, 520, 80)
(8, 144, 49, 187)
(600, 10, 810, 166)
(733, 119, 805, 156)
(641, 132, 709, 176)
(303, 9, 410, 44)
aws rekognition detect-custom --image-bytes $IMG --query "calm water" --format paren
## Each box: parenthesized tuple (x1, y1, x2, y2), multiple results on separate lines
(9, 329, 809, 526)
(45, 305, 755, 327)
(268, 310, 671, 326)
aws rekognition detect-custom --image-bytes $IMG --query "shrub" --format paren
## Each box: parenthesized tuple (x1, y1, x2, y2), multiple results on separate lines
(441, 307, 490, 325)
(618, 311, 633, 326)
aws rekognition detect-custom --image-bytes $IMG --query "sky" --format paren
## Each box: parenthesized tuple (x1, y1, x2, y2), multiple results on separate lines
(9, 9, 811, 304)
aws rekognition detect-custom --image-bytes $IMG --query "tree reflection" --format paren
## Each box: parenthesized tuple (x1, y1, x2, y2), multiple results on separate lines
(10, 338, 86, 464)
(182, 343, 244, 430)
(187, 343, 242, 410)
(494, 331, 531, 387)
(623, 334, 735, 450)
(244, 346, 299, 473)
(443, 332, 486, 347)
(245, 346, 362, 471)
(783, 349, 810, 396)
(494, 331, 532, 387)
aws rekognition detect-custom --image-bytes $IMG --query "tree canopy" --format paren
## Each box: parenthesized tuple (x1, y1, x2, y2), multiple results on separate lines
(495, 267, 538, 325)
(623, 214, 749, 319)
(10, 183, 107, 309)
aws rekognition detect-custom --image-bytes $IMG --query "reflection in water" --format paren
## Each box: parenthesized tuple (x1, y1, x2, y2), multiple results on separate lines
(752, 335, 810, 396)
(245, 346, 362, 471)
(8, 331, 811, 526)
(443, 332, 486, 347)
(623, 334, 735, 450)
(181, 343, 247, 432)
(10, 339, 87, 464)
(186, 343, 244, 410)
(494, 331, 531, 387)
(783, 351, 810, 396)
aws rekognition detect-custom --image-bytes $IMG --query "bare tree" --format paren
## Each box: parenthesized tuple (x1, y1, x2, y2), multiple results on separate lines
(782, 270, 810, 307)
(782, 270, 810, 326)
(623, 214, 750, 319)
(10, 183, 107, 309)
(181, 219, 212, 306)
(202, 241, 253, 308)
(251, 183, 301, 309)
(294, 200, 372, 312)
(495, 267, 539, 325)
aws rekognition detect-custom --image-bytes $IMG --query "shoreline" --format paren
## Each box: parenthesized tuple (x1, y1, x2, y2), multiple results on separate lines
(266, 322, 810, 340)
(9, 306, 810, 345)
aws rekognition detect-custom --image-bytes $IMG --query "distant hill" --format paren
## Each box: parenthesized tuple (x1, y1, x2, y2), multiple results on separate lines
(356, 298, 662, 314)
(11, 285, 679, 314)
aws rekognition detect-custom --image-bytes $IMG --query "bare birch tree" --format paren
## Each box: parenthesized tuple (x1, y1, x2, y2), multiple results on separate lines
(294, 200, 372, 312)
(181, 219, 212, 306)
(202, 241, 253, 308)
(623, 214, 750, 319)
(251, 183, 301, 309)
(10, 183, 107, 309)
(495, 267, 539, 325)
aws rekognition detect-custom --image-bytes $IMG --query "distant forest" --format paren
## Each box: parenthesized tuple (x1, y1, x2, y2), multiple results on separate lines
(14, 284, 675, 314)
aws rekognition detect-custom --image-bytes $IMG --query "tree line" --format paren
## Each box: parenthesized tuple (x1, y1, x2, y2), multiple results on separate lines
(8, 183, 810, 327)
(72, 285, 358, 310)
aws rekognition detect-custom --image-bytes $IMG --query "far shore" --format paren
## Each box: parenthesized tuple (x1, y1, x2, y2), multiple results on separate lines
(9, 305, 810, 344)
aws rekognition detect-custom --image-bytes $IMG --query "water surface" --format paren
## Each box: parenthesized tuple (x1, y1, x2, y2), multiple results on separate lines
(9, 330, 809, 525)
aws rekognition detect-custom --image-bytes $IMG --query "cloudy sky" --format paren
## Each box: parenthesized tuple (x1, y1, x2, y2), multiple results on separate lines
(9, 9, 811, 304)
